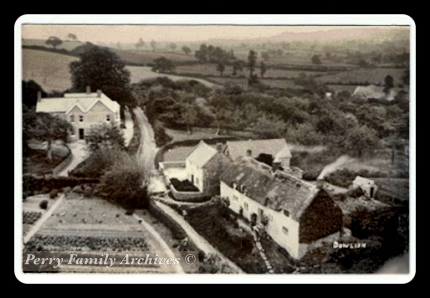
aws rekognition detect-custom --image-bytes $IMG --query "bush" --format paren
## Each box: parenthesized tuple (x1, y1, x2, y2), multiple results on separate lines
(49, 189, 59, 199)
(39, 200, 48, 210)
(347, 186, 365, 198)
(63, 186, 72, 194)
(83, 185, 92, 198)
(72, 185, 83, 194)
(170, 178, 199, 192)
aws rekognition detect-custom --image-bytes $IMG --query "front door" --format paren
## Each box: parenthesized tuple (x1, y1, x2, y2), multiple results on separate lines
(191, 174, 194, 184)
(370, 187, 374, 198)
(79, 128, 84, 140)
(258, 208, 264, 223)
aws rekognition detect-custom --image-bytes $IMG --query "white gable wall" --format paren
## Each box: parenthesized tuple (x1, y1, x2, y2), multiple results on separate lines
(220, 181, 301, 259)
(186, 159, 204, 191)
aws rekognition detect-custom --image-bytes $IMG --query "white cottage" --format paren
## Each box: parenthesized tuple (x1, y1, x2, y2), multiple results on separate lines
(220, 156, 343, 260)
(353, 176, 378, 198)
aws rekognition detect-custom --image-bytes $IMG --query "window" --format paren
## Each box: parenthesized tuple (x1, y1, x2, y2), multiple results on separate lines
(283, 209, 290, 217)
(79, 115, 84, 122)
(244, 202, 248, 210)
(70, 115, 75, 122)
(282, 226, 289, 235)
(106, 114, 111, 122)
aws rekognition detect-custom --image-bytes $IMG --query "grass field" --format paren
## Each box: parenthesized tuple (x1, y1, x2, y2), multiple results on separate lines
(22, 49, 78, 92)
(316, 68, 407, 85)
(22, 49, 214, 92)
(112, 49, 198, 65)
(175, 64, 325, 79)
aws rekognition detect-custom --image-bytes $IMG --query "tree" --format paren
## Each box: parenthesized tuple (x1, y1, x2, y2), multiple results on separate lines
(260, 62, 267, 78)
(22, 80, 47, 110)
(45, 36, 63, 49)
(401, 69, 410, 86)
(96, 156, 149, 209)
(152, 57, 175, 72)
(67, 33, 77, 41)
(150, 40, 156, 52)
(384, 75, 394, 94)
(195, 44, 208, 62)
(169, 42, 177, 51)
(23, 112, 73, 160)
(345, 125, 379, 158)
(135, 38, 145, 50)
(69, 47, 135, 107)
(182, 46, 192, 56)
(178, 103, 198, 134)
(209, 96, 231, 134)
(232, 60, 244, 76)
(216, 62, 225, 77)
(253, 114, 286, 139)
(247, 50, 257, 77)
(86, 122, 125, 153)
(311, 54, 322, 65)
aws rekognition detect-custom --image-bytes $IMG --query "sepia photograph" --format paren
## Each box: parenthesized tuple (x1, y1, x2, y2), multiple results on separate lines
(15, 14, 415, 283)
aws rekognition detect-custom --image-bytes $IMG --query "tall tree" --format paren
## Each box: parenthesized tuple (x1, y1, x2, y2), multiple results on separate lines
(23, 112, 73, 159)
(45, 36, 63, 49)
(150, 40, 156, 52)
(384, 75, 394, 94)
(135, 38, 145, 50)
(182, 46, 192, 56)
(22, 80, 47, 110)
(247, 50, 257, 77)
(260, 62, 267, 78)
(216, 62, 225, 77)
(69, 47, 135, 106)
(195, 44, 208, 62)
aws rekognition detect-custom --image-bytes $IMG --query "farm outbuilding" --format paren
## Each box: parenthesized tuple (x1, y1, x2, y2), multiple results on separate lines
(353, 176, 378, 199)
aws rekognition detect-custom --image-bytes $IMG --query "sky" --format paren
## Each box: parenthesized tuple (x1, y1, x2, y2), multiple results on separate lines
(21, 25, 398, 44)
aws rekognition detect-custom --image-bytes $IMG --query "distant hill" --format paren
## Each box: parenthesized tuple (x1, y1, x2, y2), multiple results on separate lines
(22, 38, 85, 51)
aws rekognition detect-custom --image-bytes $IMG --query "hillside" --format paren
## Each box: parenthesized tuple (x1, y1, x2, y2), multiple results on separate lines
(22, 49, 78, 92)
(23, 38, 84, 51)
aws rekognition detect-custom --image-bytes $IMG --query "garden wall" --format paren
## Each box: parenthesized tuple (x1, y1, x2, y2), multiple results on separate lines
(23, 174, 99, 193)
(169, 184, 205, 202)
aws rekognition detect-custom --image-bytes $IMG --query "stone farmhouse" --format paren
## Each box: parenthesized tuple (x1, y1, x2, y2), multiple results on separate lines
(220, 156, 343, 259)
(35, 86, 120, 140)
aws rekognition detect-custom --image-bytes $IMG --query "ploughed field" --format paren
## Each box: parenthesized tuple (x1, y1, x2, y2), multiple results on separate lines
(23, 197, 172, 273)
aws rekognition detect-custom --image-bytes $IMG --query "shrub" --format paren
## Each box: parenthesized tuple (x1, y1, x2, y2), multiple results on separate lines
(170, 178, 199, 192)
(49, 189, 59, 199)
(83, 185, 92, 198)
(63, 186, 72, 194)
(348, 186, 365, 198)
(72, 185, 83, 194)
(39, 200, 48, 210)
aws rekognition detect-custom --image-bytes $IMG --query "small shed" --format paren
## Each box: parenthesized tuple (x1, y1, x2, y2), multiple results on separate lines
(353, 176, 378, 198)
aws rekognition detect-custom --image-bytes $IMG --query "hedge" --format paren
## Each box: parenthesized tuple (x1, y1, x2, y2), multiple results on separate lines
(23, 174, 99, 193)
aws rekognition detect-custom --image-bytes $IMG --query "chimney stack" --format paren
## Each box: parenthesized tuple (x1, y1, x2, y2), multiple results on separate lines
(97, 89, 102, 98)
(86, 85, 91, 94)
(216, 143, 223, 153)
(246, 149, 252, 157)
(272, 162, 281, 173)
(37, 91, 41, 102)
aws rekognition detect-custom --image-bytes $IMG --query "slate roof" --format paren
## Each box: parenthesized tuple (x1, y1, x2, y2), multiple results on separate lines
(220, 156, 318, 221)
(186, 141, 219, 168)
(225, 139, 292, 161)
(36, 92, 119, 114)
